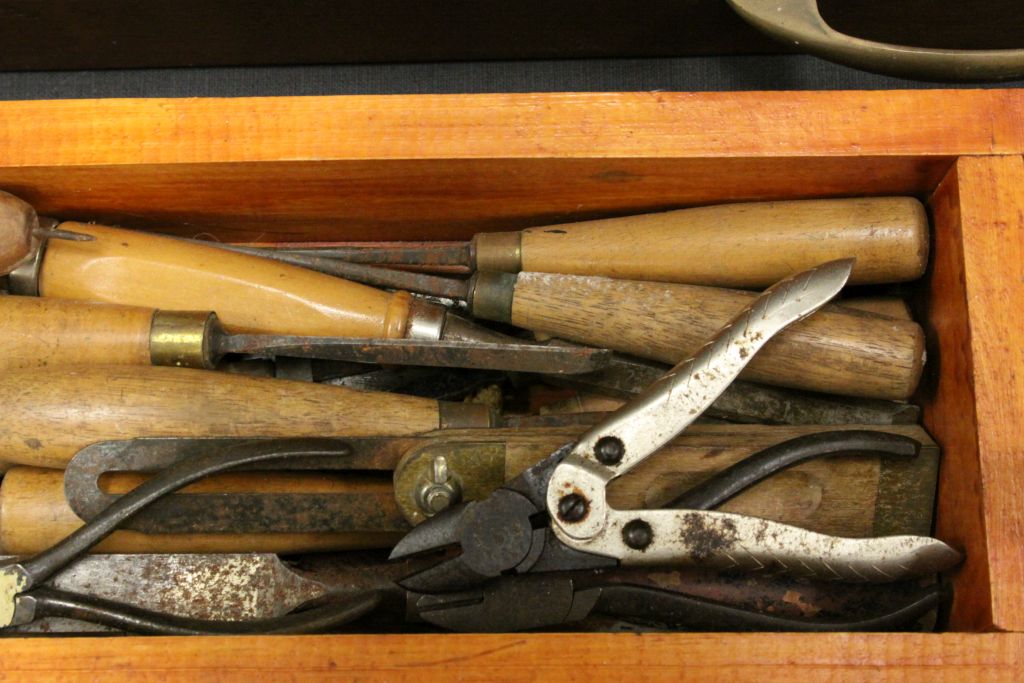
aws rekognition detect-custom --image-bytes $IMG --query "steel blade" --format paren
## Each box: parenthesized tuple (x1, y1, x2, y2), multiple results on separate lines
(5, 553, 328, 633)
(219, 337, 612, 374)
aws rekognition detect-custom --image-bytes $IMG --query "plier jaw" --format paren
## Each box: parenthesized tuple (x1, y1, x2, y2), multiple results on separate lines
(388, 259, 963, 595)
(390, 445, 617, 592)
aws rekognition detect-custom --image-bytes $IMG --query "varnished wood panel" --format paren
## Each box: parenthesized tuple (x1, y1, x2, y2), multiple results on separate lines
(0, 633, 1019, 682)
(922, 156, 1024, 632)
(0, 157, 952, 242)
(0, 92, 1021, 166)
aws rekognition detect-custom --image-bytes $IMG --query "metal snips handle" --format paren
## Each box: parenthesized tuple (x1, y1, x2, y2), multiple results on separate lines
(546, 259, 962, 581)
(729, 0, 1024, 82)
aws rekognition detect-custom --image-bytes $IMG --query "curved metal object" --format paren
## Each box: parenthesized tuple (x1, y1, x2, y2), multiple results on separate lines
(547, 260, 961, 582)
(17, 587, 380, 636)
(728, 0, 1024, 82)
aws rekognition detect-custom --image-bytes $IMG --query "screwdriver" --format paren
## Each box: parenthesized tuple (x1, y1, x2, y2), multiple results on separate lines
(0, 191, 507, 345)
(235, 197, 930, 287)
(0, 296, 609, 374)
(288, 262, 926, 400)
(0, 364, 495, 469)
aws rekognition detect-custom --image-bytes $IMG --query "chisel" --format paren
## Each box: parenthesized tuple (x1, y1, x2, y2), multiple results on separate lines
(0, 425, 938, 554)
(235, 197, 929, 287)
(306, 265, 926, 400)
(0, 190, 508, 345)
(0, 364, 495, 469)
(0, 295, 608, 374)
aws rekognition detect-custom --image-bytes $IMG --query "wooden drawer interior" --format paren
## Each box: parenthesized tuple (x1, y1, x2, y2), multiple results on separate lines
(0, 93, 1020, 678)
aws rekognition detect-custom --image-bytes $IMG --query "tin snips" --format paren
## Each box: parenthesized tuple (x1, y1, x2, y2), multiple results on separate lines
(390, 259, 962, 597)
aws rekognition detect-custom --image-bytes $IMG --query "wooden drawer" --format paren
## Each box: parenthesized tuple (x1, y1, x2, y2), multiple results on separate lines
(0, 91, 1021, 680)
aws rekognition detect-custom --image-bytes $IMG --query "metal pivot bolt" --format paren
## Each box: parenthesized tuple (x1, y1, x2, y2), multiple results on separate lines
(557, 493, 588, 523)
(594, 436, 625, 466)
(622, 520, 653, 550)
(416, 455, 463, 516)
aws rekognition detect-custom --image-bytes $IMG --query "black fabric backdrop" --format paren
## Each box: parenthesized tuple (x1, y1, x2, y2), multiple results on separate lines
(1, 55, 1022, 100)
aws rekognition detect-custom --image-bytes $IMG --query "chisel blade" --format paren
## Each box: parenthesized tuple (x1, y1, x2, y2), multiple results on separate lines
(218, 337, 613, 375)
(3, 554, 328, 633)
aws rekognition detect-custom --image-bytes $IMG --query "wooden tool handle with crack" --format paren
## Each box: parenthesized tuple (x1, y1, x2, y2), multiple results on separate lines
(470, 273, 925, 400)
(476, 197, 929, 286)
(0, 364, 492, 469)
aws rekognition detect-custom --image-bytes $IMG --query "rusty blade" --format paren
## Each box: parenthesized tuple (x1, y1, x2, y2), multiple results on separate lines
(64, 437, 413, 535)
(268, 242, 472, 270)
(202, 242, 471, 299)
(4, 553, 330, 634)
(216, 336, 612, 374)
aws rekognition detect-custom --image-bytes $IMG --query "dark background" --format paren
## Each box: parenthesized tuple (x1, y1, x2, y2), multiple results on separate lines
(0, 0, 1022, 98)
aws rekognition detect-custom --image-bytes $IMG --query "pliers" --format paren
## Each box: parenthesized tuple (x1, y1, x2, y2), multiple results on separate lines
(0, 429, 946, 634)
(389, 259, 962, 593)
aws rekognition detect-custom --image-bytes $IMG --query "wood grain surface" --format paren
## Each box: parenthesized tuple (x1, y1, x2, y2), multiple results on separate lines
(922, 156, 1024, 632)
(0, 467, 402, 555)
(519, 197, 929, 286)
(0, 296, 154, 370)
(0, 365, 445, 469)
(0, 633, 1019, 682)
(42, 223, 414, 337)
(0, 91, 1016, 243)
(510, 273, 925, 399)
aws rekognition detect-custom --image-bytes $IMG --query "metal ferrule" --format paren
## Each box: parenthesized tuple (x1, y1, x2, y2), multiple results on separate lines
(405, 298, 447, 341)
(438, 402, 497, 430)
(467, 271, 518, 323)
(6, 217, 57, 296)
(471, 231, 522, 273)
(149, 310, 220, 369)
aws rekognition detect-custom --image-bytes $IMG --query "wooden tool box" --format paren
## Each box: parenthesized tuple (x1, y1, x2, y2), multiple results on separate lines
(0, 90, 1021, 679)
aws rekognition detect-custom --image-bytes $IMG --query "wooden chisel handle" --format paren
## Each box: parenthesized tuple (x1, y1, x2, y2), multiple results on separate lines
(0, 296, 157, 371)
(472, 273, 924, 400)
(0, 467, 402, 555)
(0, 365, 492, 469)
(475, 197, 929, 287)
(35, 222, 417, 337)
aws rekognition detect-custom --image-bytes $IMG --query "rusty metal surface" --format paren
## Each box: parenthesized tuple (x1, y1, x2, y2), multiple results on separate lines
(65, 437, 413, 534)
(205, 241, 472, 299)
(6, 554, 329, 634)
(268, 242, 471, 270)
(216, 335, 611, 374)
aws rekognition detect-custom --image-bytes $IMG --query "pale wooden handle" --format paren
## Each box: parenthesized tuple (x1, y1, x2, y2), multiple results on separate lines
(0, 296, 155, 371)
(0, 467, 400, 554)
(0, 191, 37, 275)
(41, 222, 413, 337)
(511, 274, 925, 400)
(518, 197, 928, 287)
(0, 365, 443, 469)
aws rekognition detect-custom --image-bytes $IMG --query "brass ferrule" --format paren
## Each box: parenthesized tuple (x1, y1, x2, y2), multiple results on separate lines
(471, 231, 522, 272)
(438, 402, 498, 430)
(405, 297, 447, 341)
(467, 271, 518, 324)
(149, 310, 221, 369)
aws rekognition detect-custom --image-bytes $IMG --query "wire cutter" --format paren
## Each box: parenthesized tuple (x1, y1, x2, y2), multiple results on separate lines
(389, 258, 962, 593)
